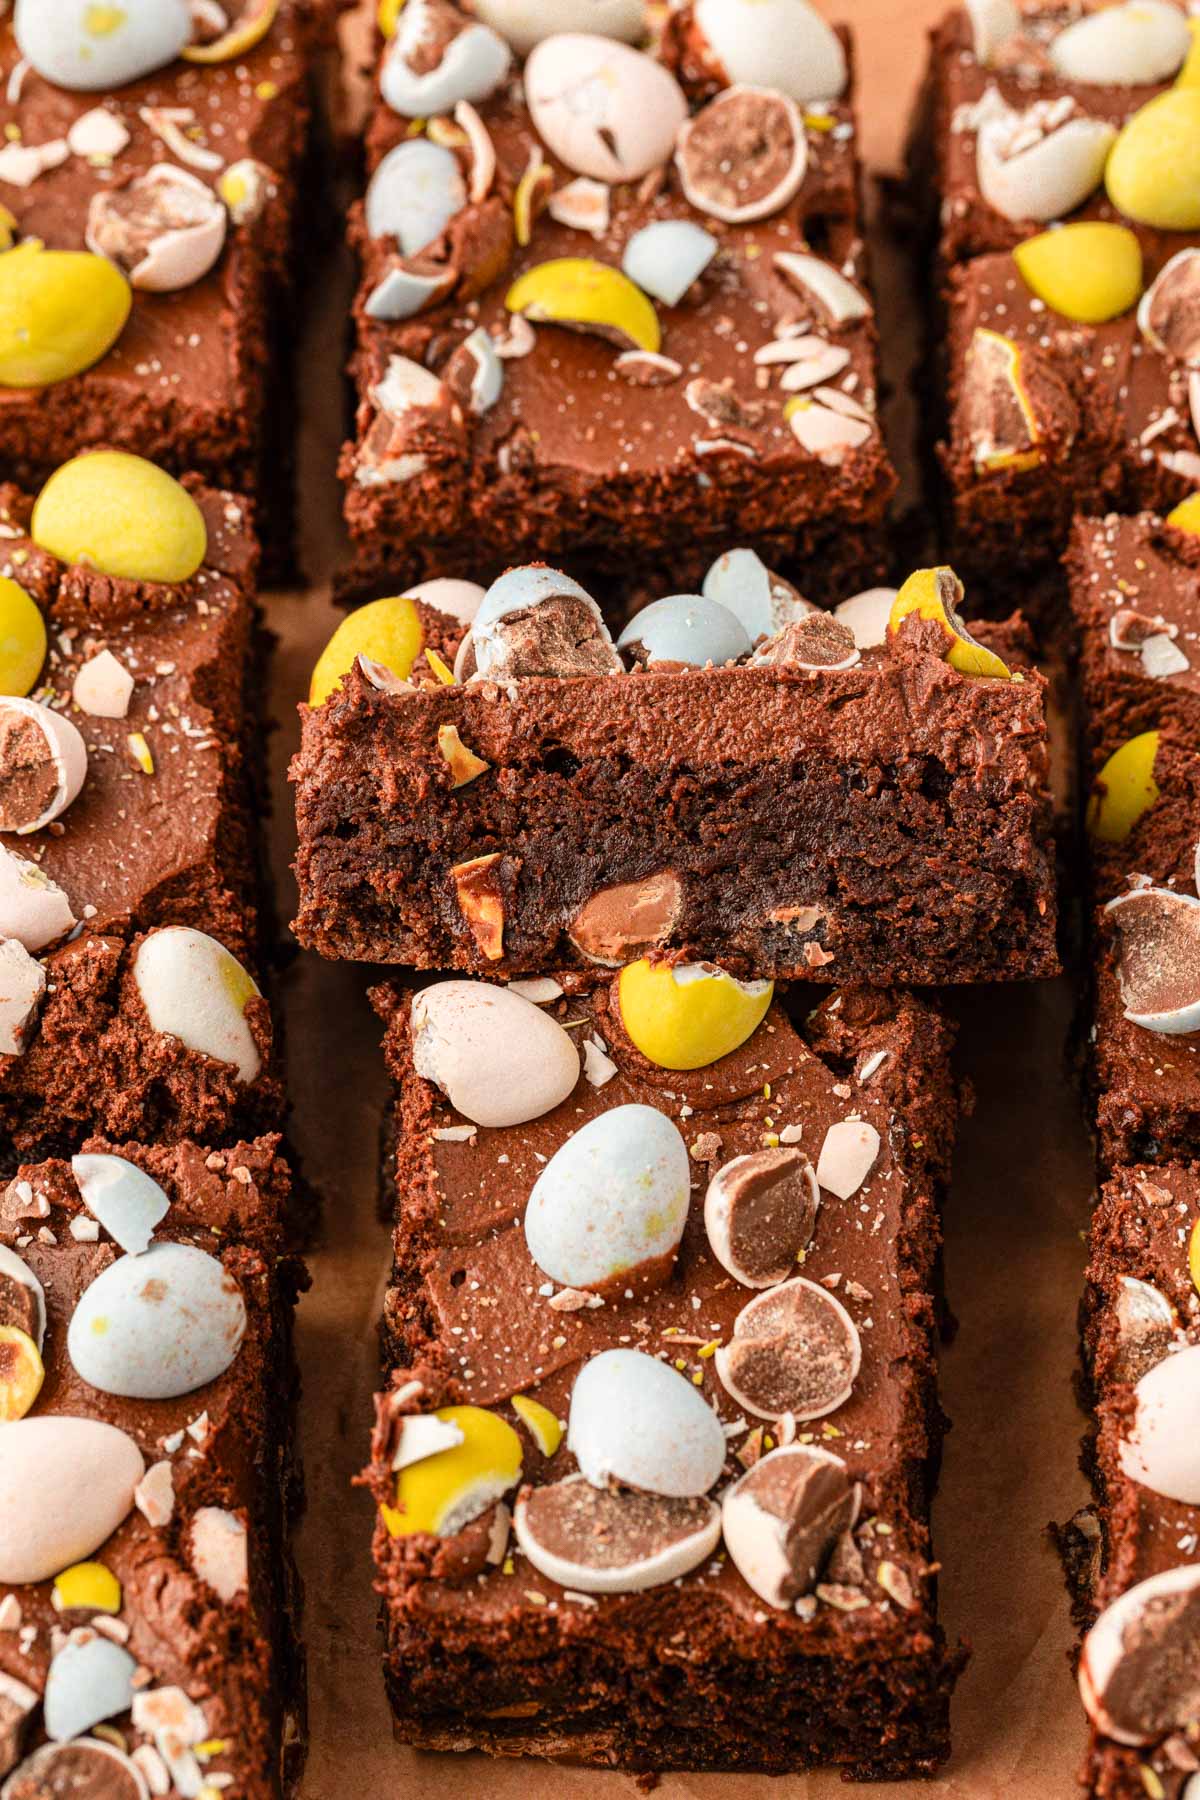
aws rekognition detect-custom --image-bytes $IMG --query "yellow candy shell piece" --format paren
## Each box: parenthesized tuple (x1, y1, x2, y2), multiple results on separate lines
(0, 577, 47, 698)
(618, 960, 773, 1072)
(1012, 222, 1143, 325)
(32, 453, 207, 585)
(1189, 1216, 1200, 1296)
(1087, 730, 1160, 844)
(969, 328, 1042, 474)
(309, 595, 425, 706)
(1178, 18, 1200, 86)
(0, 244, 131, 389)
(887, 567, 1011, 680)
(383, 1405, 523, 1538)
(1107, 89, 1200, 231)
(511, 1394, 562, 1458)
(378, 0, 406, 36)
(54, 1560, 122, 1613)
(506, 259, 661, 354)
(1167, 492, 1200, 535)
(0, 1324, 44, 1421)
(183, 0, 279, 61)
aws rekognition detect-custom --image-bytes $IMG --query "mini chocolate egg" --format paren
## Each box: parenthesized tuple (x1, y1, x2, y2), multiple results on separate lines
(692, 0, 847, 103)
(407, 578, 486, 627)
(44, 1636, 137, 1743)
(622, 220, 717, 307)
(2, 1742, 149, 1800)
(0, 1416, 144, 1584)
(86, 164, 228, 294)
(618, 595, 751, 667)
(0, 698, 88, 835)
(1120, 1344, 1200, 1503)
(0, 1243, 45, 1350)
(381, 0, 511, 117)
(834, 587, 896, 650)
(365, 140, 468, 255)
(474, 0, 647, 55)
(568, 1349, 727, 1496)
(1079, 1563, 1200, 1745)
(526, 35, 687, 183)
(71, 1153, 170, 1256)
(133, 927, 262, 1083)
(68, 1242, 247, 1401)
(412, 980, 579, 1126)
(1105, 888, 1200, 1036)
(524, 1103, 689, 1294)
(14, 0, 191, 92)
(514, 1474, 721, 1595)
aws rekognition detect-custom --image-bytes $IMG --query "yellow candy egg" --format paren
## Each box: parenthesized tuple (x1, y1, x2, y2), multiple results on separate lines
(617, 960, 773, 1071)
(1013, 222, 1143, 325)
(32, 453, 207, 585)
(309, 595, 425, 706)
(0, 577, 47, 697)
(1107, 89, 1200, 230)
(0, 1324, 44, 1421)
(0, 243, 131, 389)
(888, 567, 1011, 680)
(511, 1394, 563, 1458)
(53, 1560, 122, 1614)
(506, 259, 661, 354)
(1087, 731, 1160, 844)
(1167, 492, 1200, 535)
(382, 1405, 523, 1538)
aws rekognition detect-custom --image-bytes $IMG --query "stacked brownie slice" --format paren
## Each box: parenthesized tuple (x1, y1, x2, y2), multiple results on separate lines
(301, 1, 1064, 1778)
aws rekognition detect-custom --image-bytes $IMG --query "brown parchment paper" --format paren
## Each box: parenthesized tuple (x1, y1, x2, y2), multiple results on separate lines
(270, 7, 1097, 1793)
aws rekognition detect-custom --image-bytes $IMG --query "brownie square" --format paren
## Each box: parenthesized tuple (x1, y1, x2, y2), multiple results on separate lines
(366, 976, 963, 1777)
(340, 19, 896, 601)
(0, 6, 313, 519)
(0, 1137, 305, 1799)
(1077, 1163, 1200, 1797)
(292, 593, 1057, 983)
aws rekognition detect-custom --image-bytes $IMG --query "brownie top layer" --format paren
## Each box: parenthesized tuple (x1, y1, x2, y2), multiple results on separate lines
(0, 1137, 299, 1799)
(371, 974, 955, 1655)
(0, 482, 258, 947)
(347, 9, 891, 506)
(0, 4, 309, 423)
(930, 3, 1185, 263)
(1069, 512, 1200, 721)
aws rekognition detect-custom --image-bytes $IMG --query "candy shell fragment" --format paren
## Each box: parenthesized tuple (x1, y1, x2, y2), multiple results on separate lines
(568, 1349, 727, 1497)
(53, 1560, 121, 1614)
(622, 220, 717, 308)
(962, 327, 1045, 474)
(1013, 222, 1142, 325)
(1050, 0, 1189, 86)
(381, 0, 512, 117)
(834, 587, 896, 650)
(32, 452, 207, 585)
(188, 1506, 248, 1602)
(1105, 887, 1200, 1035)
(887, 566, 1011, 680)
(526, 35, 686, 183)
(71, 1153, 169, 1255)
(0, 1416, 144, 1585)
(382, 1404, 523, 1537)
(44, 1635, 136, 1743)
(511, 1394, 562, 1458)
(721, 1444, 859, 1608)
(617, 959, 772, 1070)
(703, 548, 812, 642)
(692, 0, 847, 103)
(1108, 90, 1200, 231)
(515, 1475, 720, 1594)
(715, 1276, 862, 1422)
(1138, 249, 1200, 365)
(965, 0, 1019, 63)
(1087, 731, 1160, 843)
(1079, 1563, 1200, 1746)
(133, 927, 262, 1083)
(310, 595, 424, 706)
(815, 1119, 880, 1200)
(1119, 1343, 1200, 1502)
(0, 1324, 43, 1421)
(524, 1103, 689, 1295)
(87, 163, 227, 294)
(1114, 1275, 1177, 1384)
(73, 648, 133, 719)
(0, 939, 46, 1058)
(676, 86, 808, 225)
(0, 243, 131, 389)
(1168, 492, 1200, 535)
(183, 0, 279, 62)
(773, 252, 870, 325)
(0, 1242, 45, 1350)
(506, 259, 661, 354)
(3, 1742, 149, 1800)
(705, 1148, 819, 1287)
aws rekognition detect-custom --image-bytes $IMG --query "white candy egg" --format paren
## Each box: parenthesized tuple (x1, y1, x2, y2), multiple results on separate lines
(71, 1153, 170, 1255)
(622, 220, 717, 307)
(411, 980, 579, 1127)
(0, 1243, 45, 1349)
(14, 0, 191, 92)
(1120, 1344, 1200, 1503)
(68, 1242, 247, 1401)
(0, 844, 76, 951)
(618, 595, 752, 666)
(133, 927, 262, 1083)
(381, 1, 512, 117)
(693, 0, 847, 103)
(0, 1416, 144, 1584)
(976, 111, 1116, 225)
(44, 1636, 137, 1743)
(526, 35, 687, 182)
(568, 1348, 727, 1496)
(474, 0, 648, 55)
(834, 587, 896, 650)
(365, 264, 454, 322)
(407, 578, 487, 627)
(524, 1103, 689, 1292)
(365, 140, 467, 256)
(1049, 0, 1190, 85)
